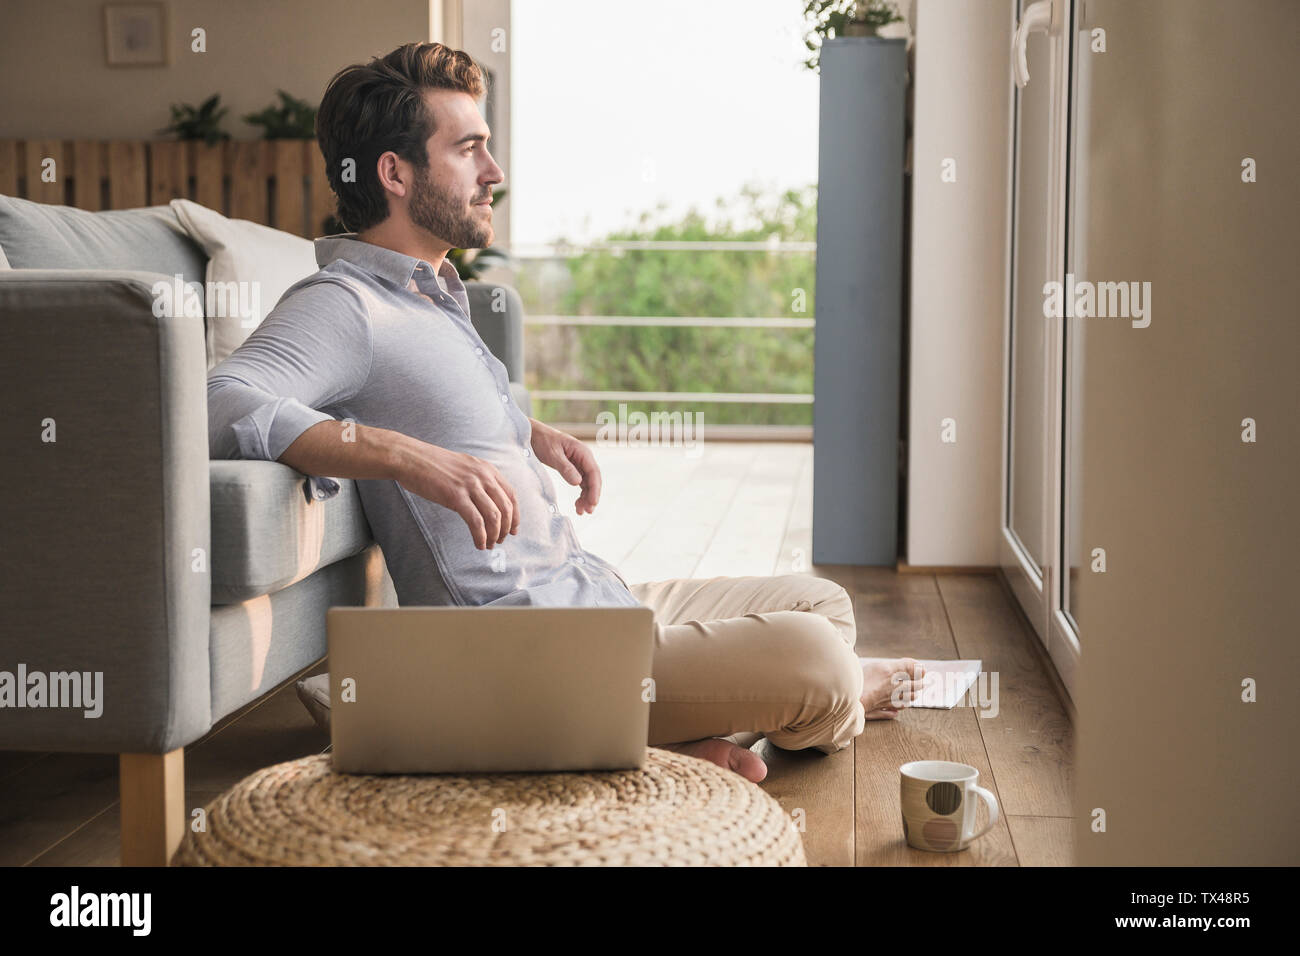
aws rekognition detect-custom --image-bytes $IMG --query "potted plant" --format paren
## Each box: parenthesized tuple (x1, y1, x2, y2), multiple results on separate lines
(158, 94, 231, 145)
(244, 90, 318, 139)
(801, 0, 903, 72)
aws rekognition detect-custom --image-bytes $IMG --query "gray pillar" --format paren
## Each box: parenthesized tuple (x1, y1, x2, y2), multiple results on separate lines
(813, 37, 907, 565)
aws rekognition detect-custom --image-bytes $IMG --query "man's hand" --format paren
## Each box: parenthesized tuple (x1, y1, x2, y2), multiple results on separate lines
(391, 438, 519, 549)
(528, 418, 602, 515)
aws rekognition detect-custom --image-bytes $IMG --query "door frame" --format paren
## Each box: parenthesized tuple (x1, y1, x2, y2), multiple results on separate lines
(999, 0, 1080, 702)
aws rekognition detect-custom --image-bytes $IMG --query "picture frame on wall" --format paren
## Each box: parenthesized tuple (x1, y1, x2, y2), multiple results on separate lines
(103, 2, 169, 67)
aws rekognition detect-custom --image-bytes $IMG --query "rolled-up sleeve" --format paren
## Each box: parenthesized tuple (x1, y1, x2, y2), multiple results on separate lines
(207, 277, 373, 501)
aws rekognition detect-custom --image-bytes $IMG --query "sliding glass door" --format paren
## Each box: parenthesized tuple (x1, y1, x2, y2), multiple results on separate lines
(1002, 0, 1080, 699)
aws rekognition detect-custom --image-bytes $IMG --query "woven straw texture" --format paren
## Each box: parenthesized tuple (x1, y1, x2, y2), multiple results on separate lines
(173, 748, 805, 866)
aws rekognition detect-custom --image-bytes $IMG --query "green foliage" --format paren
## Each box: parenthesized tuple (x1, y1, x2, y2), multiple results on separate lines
(158, 94, 230, 145)
(518, 183, 818, 426)
(801, 0, 903, 72)
(244, 90, 318, 140)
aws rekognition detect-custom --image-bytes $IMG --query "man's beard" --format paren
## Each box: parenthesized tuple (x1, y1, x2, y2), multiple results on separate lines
(408, 164, 492, 250)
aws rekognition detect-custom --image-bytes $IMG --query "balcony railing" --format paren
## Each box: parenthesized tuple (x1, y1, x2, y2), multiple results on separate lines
(501, 239, 816, 441)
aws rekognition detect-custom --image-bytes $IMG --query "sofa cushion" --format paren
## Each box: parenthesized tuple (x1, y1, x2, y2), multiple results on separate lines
(0, 195, 206, 288)
(210, 459, 374, 605)
(170, 199, 320, 369)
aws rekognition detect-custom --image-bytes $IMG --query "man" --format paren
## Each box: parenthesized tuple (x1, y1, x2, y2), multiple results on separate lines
(207, 42, 924, 784)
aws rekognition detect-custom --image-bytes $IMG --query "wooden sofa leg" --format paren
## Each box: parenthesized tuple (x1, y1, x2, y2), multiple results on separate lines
(119, 749, 184, 867)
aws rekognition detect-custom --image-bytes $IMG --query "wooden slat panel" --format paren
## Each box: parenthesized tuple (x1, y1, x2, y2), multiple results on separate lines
(191, 142, 224, 212)
(0, 140, 18, 197)
(272, 140, 305, 235)
(149, 140, 189, 205)
(71, 141, 102, 210)
(307, 142, 334, 236)
(25, 139, 65, 204)
(106, 141, 147, 209)
(228, 141, 268, 223)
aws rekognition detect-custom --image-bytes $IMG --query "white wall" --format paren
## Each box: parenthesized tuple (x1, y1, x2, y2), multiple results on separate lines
(1072, 0, 1299, 866)
(905, 0, 1014, 566)
(0, 0, 430, 139)
(459, 0, 512, 248)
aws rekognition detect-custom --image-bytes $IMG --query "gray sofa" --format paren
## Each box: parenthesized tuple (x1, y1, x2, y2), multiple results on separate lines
(0, 195, 530, 864)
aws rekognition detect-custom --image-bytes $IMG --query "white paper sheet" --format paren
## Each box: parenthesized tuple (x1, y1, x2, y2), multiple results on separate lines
(859, 658, 983, 708)
(853, 657, 980, 711)
(909, 659, 982, 709)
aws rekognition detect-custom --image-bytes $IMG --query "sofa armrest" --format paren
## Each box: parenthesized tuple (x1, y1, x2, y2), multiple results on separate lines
(0, 269, 211, 753)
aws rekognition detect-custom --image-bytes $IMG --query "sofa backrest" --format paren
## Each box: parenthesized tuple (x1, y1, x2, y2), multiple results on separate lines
(0, 195, 207, 290)
(463, 281, 525, 383)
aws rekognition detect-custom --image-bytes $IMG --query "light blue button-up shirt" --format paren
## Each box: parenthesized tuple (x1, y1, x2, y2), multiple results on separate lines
(206, 235, 642, 609)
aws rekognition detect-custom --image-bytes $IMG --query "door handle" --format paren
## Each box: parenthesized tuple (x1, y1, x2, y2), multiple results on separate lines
(1013, 0, 1064, 88)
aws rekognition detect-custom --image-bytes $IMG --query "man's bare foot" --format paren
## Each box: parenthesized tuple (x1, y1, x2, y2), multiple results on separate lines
(658, 737, 768, 783)
(859, 657, 925, 720)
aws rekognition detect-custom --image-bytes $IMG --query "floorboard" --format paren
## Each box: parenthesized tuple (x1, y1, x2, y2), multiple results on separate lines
(1006, 815, 1075, 866)
(855, 706, 1018, 866)
(0, 752, 119, 866)
(936, 575, 1075, 818)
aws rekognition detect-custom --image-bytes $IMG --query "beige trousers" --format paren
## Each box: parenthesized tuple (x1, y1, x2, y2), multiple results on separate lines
(626, 574, 866, 755)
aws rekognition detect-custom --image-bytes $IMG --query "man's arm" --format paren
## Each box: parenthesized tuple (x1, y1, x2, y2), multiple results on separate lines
(279, 420, 519, 549)
(527, 417, 602, 515)
(277, 419, 407, 483)
(207, 278, 373, 494)
(208, 278, 518, 549)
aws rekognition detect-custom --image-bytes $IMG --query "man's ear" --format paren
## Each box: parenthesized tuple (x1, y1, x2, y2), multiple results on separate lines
(375, 151, 409, 200)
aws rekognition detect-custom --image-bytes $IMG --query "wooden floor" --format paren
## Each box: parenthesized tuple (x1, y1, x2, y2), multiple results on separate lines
(1, 442, 1074, 866)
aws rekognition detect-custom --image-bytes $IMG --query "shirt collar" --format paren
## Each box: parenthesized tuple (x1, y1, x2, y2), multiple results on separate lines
(314, 234, 466, 295)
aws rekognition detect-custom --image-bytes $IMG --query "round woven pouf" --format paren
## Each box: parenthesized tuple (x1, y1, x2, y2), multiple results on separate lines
(173, 748, 805, 866)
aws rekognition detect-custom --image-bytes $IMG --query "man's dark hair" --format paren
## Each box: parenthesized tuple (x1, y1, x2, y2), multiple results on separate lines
(316, 42, 486, 232)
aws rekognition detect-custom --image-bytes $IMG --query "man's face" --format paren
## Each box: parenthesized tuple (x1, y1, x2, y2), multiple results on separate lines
(405, 88, 503, 250)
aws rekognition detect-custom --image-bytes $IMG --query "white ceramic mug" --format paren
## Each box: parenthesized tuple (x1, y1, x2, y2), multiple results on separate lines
(899, 760, 1000, 852)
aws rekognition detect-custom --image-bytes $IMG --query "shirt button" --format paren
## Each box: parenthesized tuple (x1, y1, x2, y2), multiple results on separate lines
(475, 347, 483, 355)
(548, 504, 557, 514)
(500, 393, 508, 402)
(523, 448, 531, 457)
(573, 556, 585, 564)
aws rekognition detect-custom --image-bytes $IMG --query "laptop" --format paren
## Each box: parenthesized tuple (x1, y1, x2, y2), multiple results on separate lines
(327, 606, 656, 774)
